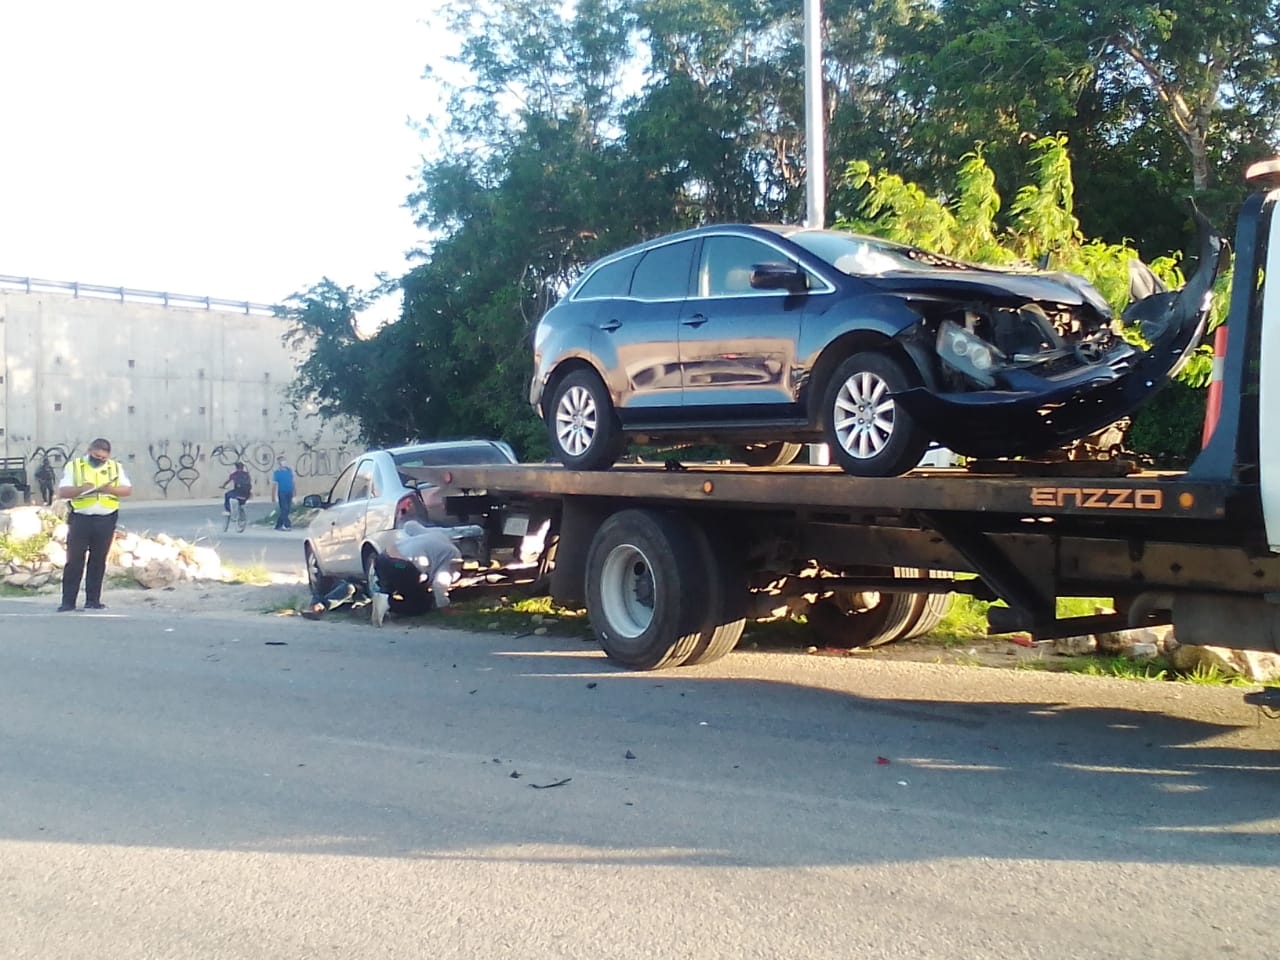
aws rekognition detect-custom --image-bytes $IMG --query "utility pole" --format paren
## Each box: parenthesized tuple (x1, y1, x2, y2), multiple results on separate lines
(803, 0, 825, 228)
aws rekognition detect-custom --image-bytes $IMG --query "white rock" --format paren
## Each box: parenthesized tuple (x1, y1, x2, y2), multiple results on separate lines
(1053, 635, 1098, 656)
(1096, 628, 1137, 655)
(1169, 644, 1280, 682)
(131, 558, 184, 589)
(1129, 642, 1160, 660)
(1, 506, 46, 541)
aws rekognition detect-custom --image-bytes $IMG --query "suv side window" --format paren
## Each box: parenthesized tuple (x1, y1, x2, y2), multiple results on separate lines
(576, 253, 639, 300)
(327, 462, 357, 506)
(630, 240, 696, 300)
(349, 460, 376, 501)
(698, 235, 802, 297)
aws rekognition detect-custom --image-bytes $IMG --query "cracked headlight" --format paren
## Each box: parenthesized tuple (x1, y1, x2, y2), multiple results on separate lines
(937, 320, 1007, 387)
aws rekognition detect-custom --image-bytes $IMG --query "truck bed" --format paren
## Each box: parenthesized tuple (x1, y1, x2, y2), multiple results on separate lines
(413, 461, 1240, 523)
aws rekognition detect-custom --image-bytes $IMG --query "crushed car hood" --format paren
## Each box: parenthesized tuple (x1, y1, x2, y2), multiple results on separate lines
(893, 213, 1229, 459)
(864, 269, 1111, 314)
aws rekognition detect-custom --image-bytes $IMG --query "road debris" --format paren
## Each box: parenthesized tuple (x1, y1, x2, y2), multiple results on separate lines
(529, 777, 572, 790)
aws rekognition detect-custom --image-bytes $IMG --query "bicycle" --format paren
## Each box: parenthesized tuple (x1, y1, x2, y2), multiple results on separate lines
(224, 496, 248, 533)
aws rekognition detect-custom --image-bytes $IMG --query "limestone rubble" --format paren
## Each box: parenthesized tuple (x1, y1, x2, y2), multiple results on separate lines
(0, 504, 222, 591)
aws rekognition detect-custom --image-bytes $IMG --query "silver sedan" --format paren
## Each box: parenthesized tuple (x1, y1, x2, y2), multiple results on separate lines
(303, 439, 517, 598)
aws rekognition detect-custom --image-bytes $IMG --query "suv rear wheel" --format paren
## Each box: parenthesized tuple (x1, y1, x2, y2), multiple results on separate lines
(547, 369, 624, 470)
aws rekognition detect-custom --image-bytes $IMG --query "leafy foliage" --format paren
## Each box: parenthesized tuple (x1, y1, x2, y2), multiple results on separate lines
(275, 0, 1270, 458)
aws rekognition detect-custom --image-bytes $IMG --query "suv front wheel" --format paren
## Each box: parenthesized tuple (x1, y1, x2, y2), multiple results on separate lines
(823, 351, 930, 477)
(547, 369, 624, 470)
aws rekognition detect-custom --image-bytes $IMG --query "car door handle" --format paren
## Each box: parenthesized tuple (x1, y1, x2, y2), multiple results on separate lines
(682, 314, 708, 327)
(599, 319, 622, 332)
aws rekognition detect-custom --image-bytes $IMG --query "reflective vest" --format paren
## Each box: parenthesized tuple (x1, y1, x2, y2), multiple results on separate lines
(70, 458, 121, 513)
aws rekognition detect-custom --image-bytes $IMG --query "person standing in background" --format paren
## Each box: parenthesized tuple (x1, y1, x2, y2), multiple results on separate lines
(35, 457, 56, 506)
(271, 455, 295, 530)
(57, 438, 132, 612)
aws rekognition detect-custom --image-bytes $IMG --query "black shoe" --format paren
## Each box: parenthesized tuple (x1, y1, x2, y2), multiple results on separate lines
(57, 603, 76, 612)
(85, 601, 106, 610)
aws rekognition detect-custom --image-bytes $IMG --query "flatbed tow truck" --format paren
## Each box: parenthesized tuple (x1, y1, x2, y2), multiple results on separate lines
(415, 161, 1280, 671)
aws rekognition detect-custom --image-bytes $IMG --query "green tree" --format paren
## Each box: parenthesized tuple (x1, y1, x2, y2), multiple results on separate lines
(888, 0, 1280, 248)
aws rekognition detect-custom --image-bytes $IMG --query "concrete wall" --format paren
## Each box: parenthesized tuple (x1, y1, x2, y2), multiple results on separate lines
(0, 289, 357, 502)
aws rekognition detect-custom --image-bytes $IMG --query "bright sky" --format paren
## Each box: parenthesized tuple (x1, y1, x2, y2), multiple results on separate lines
(0, 1, 442, 311)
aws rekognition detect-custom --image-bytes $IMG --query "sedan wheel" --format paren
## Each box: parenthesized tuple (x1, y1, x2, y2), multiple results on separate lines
(305, 544, 333, 597)
(547, 370, 623, 470)
(823, 351, 929, 477)
(732, 442, 803, 467)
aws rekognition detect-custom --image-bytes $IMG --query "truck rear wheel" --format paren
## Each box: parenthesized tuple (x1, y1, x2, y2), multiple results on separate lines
(585, 509, 708, 670)
(805, 566, 921, 649)
(901, 573, 954, 640)
(680, 524, 748, 666)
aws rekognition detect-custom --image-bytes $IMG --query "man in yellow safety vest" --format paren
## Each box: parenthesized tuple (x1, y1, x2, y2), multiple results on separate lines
(57, 437, 132, 612)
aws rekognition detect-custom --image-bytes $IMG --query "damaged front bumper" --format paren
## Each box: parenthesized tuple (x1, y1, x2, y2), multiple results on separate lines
(896, 217, 1228, 459)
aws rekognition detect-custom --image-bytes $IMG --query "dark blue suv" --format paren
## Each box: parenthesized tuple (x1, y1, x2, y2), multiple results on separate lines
(530, 223, 1223, 476)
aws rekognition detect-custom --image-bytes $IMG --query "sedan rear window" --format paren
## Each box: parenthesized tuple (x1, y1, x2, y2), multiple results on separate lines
(393, 444, 514, 467)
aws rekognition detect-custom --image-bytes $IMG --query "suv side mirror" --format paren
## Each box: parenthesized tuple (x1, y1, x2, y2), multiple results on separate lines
(301, 494, 324, 509)
(750, 262, 808, 294)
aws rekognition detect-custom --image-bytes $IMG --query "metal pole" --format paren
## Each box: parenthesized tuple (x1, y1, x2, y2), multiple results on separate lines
(803, 0, 825, 228)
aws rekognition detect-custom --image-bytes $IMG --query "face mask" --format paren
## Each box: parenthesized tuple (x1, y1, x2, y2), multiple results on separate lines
(88, 456, 107, 468)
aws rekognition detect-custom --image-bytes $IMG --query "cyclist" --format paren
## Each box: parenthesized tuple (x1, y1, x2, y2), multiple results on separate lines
(220, 461, 252, 516)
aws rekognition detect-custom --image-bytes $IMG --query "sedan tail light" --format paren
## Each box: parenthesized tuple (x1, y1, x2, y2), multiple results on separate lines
(395, 492, 429, 526)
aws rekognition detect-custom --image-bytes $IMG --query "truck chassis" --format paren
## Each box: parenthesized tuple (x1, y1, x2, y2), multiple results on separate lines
(419, 175, 1280, 669)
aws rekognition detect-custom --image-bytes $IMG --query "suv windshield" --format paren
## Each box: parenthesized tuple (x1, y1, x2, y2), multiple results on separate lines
(782, 229, 977, 276)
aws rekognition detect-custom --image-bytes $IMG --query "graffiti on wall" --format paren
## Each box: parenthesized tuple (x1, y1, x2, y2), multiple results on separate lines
(13, 438, 351, 497)
(29, 444, 77, 471)
(148, 441, 203, 494)
(211, 442, 349, 478)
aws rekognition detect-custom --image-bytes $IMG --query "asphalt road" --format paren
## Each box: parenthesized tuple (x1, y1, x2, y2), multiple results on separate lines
(2, 592, 1279, 959)
(119, 499, 306, 577)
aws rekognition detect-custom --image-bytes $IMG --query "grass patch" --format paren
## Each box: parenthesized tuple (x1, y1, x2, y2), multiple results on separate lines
(254, 506, 319, 529)
(440, 593, 591, 636)
(1179, 661, 1256, 687)
(0, 530, 53, 565)
(263, 592, 311, 615)
(221, 562, 274, 586)
(105, 572, 147, 590)
(926, 593, 1113, 646)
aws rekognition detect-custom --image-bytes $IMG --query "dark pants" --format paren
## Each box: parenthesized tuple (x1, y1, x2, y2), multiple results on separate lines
(373, 555, 432, 611)
(62, 512, 118, 607)
(224, 491, 247, 513)
(275, 490, 293, 529)
(38, 481, 54, 506)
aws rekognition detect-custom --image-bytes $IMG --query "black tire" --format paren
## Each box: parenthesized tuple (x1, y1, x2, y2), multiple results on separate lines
(805, 566, 919, 649)
(901, 572, 955, 640)
(681, 524, 749, 666)
(236, 503, 247, 533)
(305, 544, 334, 597)
(546, 369, 624, 470)
(585, 509, 710, 670)
(0, 483, 19, 510)
(822, 351, 930, 477)
(732, 442, 803, 468)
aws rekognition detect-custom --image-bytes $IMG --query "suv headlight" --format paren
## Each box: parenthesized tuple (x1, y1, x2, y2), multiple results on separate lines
(937, 320, 1007, 387)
